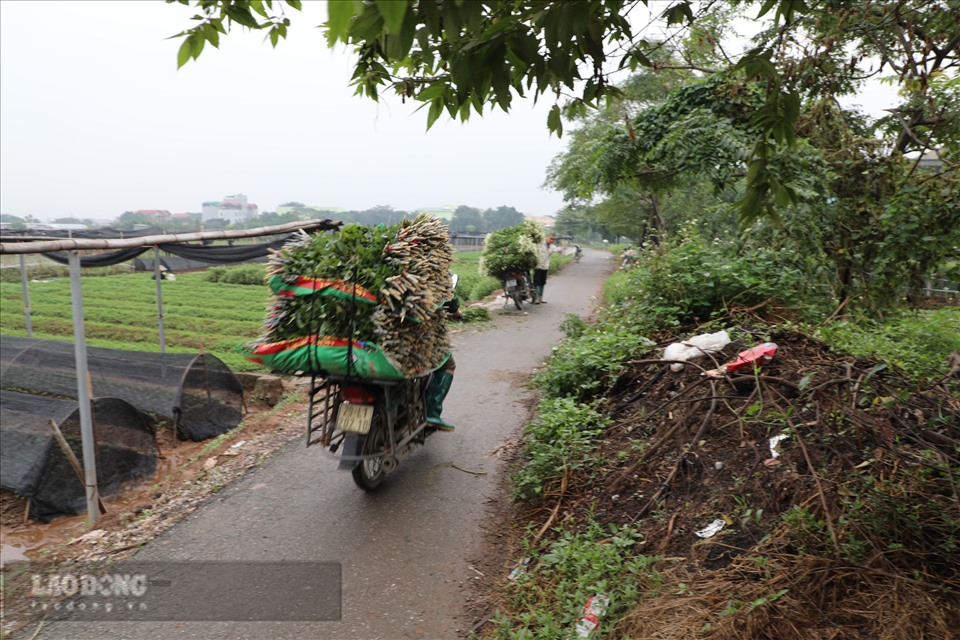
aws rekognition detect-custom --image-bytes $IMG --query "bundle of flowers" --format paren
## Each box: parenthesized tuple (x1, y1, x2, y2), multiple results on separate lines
(479, 220, 545, 278)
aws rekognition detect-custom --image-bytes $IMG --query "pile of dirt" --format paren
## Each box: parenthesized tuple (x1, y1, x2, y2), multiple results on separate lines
(482, 326, 960, 639)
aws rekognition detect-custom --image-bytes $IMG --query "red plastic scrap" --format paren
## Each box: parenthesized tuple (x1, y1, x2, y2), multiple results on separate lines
(703, 342, 778, 377)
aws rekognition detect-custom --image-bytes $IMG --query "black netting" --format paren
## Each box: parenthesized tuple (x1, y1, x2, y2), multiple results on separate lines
(0, 336, 243, 441)
(0, 390, 158, 521)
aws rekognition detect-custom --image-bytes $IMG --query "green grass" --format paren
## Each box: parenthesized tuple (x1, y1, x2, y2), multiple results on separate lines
(814, 307, 960, 383)
(0, 271, 271, 371)
(450, 251, 501, 302)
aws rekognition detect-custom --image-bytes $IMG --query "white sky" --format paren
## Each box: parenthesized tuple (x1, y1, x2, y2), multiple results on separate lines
(0, 0, 570, 221)
(0, 1, 898, 223)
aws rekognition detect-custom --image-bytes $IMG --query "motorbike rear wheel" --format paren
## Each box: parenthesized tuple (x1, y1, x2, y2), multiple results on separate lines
(510, 288, 524, 310)
(352, 415, 386, 491)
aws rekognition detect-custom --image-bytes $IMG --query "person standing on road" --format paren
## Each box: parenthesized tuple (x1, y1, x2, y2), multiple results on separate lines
(533, 234, 555, 304)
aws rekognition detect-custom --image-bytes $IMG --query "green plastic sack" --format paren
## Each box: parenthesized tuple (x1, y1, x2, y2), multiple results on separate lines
(247, 335, 404, 379)
(268, 275, 377, 304)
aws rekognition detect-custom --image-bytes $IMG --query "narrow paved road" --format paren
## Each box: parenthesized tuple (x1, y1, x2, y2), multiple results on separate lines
(39, 249, 612, 640)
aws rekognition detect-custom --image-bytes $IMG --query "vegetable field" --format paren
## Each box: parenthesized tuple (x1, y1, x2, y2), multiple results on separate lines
(0, 272, 270, 371)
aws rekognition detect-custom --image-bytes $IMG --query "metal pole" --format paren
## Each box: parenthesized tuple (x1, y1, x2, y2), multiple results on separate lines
(154, 246, 166, 353)
(68, 251, 100, 527)
(19, 254, 33, 338)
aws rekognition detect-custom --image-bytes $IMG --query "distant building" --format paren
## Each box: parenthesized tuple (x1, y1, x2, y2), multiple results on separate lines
(202, 194, 259, 225)
(135, 209, 171, 218)
(917, 148, 944, 170)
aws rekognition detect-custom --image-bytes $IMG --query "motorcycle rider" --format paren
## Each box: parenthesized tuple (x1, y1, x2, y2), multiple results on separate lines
(425, 276, 461, 431)
(574, 244, 583, 262)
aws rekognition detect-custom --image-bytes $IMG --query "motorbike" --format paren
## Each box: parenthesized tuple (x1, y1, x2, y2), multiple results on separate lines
(306, 371, 437, 490)
(574, 246, 583, 263)
(303, 275, 459, 491)
(501, 268, 533, 310)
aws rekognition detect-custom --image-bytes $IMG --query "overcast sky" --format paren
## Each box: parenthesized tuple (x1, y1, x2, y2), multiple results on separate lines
(0, 0, 572, 221)
(1, 1, 896, 223)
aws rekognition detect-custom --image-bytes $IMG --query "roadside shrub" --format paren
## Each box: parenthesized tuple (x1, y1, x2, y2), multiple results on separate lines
(815, 307, 960, 383)
(511, 397, 608, 502)
(535, 326, 655, 401)
(204, 264, 267, 285)
(453, 270, 500, 302)
(604, 232, 813, 334)
(549, 251, 573, 273)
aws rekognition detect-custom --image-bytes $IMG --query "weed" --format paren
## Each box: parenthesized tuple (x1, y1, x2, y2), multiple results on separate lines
(511, 398, 607, 502)
(492, 519, 658, 639)
(534, 328, 655, 402)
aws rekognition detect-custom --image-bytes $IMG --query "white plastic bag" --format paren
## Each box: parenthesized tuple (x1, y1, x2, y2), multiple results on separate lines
(663, 330, 730, 372)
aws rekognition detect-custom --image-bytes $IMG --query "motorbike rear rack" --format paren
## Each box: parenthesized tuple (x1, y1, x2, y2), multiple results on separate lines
(304, 373, 433, 465)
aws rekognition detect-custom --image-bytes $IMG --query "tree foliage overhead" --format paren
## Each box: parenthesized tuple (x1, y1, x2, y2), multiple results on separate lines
(168, 0, 958, 223)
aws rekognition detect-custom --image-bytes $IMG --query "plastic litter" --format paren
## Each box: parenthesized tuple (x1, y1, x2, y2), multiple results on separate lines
(695, 519, 725, 538)
(574, 594, 610, 638)
(663, 330, 731, 372)
(704, 342, 778, 377)
(507, 557, 531, 581)
(769, 433, 789, 458)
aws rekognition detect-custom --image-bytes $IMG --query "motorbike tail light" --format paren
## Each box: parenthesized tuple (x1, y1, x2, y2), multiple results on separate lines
(339, 385, 376, 405)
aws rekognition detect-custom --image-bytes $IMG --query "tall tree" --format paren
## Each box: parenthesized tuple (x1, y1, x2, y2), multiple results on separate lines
(482, 206, 524, 231)
(450, 205, 484, 233)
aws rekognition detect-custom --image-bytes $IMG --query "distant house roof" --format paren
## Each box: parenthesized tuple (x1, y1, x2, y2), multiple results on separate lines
(135, 210, 171, 216)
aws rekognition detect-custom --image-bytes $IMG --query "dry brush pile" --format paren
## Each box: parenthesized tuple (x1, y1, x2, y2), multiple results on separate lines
(503, 327, 960, 639)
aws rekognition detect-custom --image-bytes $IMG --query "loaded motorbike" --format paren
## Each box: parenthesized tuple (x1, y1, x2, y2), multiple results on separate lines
(501, 268, 533, 310)
(574, 245, 583, 263)
(303, 275, 458, 490)
(306, 370, 437, 490)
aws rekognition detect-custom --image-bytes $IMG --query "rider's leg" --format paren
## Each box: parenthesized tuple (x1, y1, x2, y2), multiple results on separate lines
(533, 269, 547, 304)
(426, 356, 456, 431)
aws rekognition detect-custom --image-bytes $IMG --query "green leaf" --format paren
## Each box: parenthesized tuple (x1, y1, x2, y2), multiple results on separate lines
(426, 98, 444, 129)
(223, 4, 260, 29)
(202, 22, 220, 48)
(547, 104, 563, 137)
(663, 2, 694, 26)
(269, 26, 280, 47)
(756, 0, 778, 18)
(250, 0, 268, 18)
(326, 0, 357, 45)
(177, 36, 194, 68)
(375, 0, 408, 35)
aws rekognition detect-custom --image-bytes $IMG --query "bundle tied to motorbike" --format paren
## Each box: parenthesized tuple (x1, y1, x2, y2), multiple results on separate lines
(245, 213, 454, 379)
(478, 219, 545, 279)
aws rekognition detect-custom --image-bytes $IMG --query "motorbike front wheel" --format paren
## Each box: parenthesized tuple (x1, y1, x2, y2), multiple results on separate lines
(351, 419, 387, 491)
